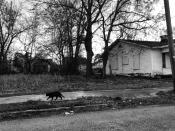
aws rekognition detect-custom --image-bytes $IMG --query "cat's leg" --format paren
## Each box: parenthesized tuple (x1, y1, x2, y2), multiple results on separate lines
(55, 96, 58, 100)
(51, 97, 54, 101)
(47, 96, 50, 100)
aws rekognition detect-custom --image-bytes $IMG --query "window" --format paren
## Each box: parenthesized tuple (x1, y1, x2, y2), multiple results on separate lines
(162, 53, 166, 68)
(122, 55, 129, 65)
(110, 55, 118, 70)
(133, 54, 140, 70)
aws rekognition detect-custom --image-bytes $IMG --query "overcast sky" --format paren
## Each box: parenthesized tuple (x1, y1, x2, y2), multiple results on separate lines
(9, 0, 175, 55)
(93, 0, 175, 54)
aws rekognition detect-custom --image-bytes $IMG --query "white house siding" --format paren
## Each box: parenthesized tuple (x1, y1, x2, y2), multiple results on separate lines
(106, 43, 153, 75)
(151, 49, 163, 75)
(135, 48, 152, 74)
(165, 54, 171, 68)
(163, 53, 171, 74)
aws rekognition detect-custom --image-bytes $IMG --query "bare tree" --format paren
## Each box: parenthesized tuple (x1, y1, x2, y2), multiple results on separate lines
(32, 0, 86, 74)
(18, 6, 40, 73)
(100, 0, 161, 77)
(54, 0, 111, 75)
(0, 0, 31, 73)
(80, 0, 112, 76)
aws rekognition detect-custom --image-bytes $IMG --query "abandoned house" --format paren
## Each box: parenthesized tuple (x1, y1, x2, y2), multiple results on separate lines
(13, 52, 53, 74)
(106, 36, 174, 76)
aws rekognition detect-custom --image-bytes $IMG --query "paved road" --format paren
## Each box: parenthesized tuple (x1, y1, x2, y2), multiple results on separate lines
(0, 105, 175, 131)
(0, 87, 172, 104)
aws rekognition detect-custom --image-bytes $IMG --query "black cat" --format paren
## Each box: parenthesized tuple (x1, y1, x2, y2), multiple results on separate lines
(46, 91, 64, 100)
(113, 96, 122, 101)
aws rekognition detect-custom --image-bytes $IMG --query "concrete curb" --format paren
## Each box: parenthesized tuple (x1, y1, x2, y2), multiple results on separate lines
(0, 104, 110, 121)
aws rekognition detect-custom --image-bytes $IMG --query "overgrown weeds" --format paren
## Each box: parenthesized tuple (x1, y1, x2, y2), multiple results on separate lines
(0, 74, 172, 96)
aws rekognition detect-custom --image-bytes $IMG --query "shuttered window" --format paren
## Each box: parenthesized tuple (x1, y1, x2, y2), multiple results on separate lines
(110, 55, 118, 70)
(122, 55, 129, 65)
(133, 54, 140, 70)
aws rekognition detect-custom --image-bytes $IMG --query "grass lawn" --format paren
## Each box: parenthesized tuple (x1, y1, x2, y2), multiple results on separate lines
(1, 105, 175, 131)
(0, 74, 172, 96)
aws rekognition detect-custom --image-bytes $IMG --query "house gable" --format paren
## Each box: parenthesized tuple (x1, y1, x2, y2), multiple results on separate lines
(107, 41, 154, 75)
(106, 38, 174, 76)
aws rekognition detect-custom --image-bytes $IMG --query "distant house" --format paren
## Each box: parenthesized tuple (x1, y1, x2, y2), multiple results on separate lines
(13, 52, 54, 74)
(13, 52, 26, 72)
(78, 57, 87, 73)
(31, 58, 52, 74)
(60, 56, 87, 74)
(93, 61, 103, 69)
(93, 54, 103, 69)
(106, 36, 174, 76)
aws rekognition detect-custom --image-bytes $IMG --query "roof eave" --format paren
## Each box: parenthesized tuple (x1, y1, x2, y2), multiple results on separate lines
(120, 40, 152, 49)
(153, 44, 175, 49)
(108, 39, 169, 51)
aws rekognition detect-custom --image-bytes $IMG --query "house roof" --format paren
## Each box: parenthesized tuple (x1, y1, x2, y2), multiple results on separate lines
(108, 39, 172, 51)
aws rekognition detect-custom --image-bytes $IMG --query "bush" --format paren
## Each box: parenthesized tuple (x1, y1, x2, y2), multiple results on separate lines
(0, 62, 12, 74)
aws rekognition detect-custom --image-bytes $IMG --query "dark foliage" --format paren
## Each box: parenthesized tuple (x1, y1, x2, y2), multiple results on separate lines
(0, 63, 10, 74)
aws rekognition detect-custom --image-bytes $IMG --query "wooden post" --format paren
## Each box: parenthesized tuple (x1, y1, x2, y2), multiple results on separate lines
(164, 0, 175, 92)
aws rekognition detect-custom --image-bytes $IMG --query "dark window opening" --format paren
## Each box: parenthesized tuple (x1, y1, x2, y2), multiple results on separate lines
(162, 53, 166, 68)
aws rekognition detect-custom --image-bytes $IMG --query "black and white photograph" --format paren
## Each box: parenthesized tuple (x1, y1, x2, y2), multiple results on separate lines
(0, 0, 175, 130)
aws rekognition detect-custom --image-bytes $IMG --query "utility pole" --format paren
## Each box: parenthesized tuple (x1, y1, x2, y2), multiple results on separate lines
(164, 0, 175, 92)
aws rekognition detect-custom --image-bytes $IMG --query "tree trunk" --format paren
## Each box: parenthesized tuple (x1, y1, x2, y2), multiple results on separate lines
(74, 40, 81, 74)
(0, 46, 4, 64)
(102, 51, 108, 78)
(102, 40, 109, 78)
(84, 28, 94, 77)
(0, 53, 8, 74)
(164, 0, 175, 93)
(86, 49, 93, 76)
